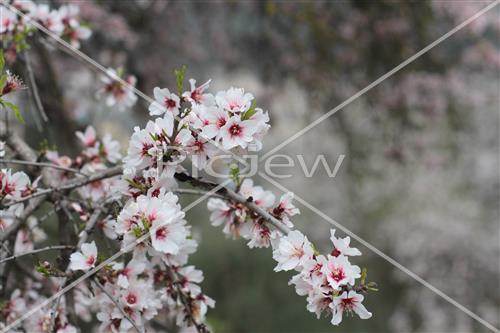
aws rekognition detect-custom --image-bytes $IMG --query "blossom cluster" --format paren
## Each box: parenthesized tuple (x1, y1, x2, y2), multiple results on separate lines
(208, 179, 296, 246)
(118, 78, 270, 198)
(44, 125, 122, 203)
(150, 79, 270, 152)
(208, 179, 373, 325)
(1, 0, 91, 60)
(0, 74, 373, 332)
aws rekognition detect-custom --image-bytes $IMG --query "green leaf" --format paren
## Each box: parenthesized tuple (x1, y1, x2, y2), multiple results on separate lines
(241, 99, 257, 120)
(229, 163, 241, 187)
(0, 100, 25, 124)
(35, 264, 50, 276)
(132, 225, 143, 238)
(174, 65, 187, 96)
(361, 267, 367, 284)
(0, 49, 4, 72)
(116, 66, 124, 78)
(0, 74, 7, 91)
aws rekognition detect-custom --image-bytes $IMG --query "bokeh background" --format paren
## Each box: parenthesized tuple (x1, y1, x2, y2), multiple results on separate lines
(11, 0, 500, 332)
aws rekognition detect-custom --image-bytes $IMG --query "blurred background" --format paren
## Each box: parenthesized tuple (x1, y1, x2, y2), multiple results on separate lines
(10, 0, 500, 332)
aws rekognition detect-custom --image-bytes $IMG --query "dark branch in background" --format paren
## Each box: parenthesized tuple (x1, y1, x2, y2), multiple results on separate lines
(0, 159, 87, 176)
(0, 245, 74, 264)
(24, 50, 49, 128)
(31, 37, 77, 148)
(165, 266, 210, 333)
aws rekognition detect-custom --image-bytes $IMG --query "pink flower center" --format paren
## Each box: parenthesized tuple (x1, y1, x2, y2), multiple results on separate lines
(194, 140, 205, 152)
(217, 117, 226, 128)
(191, 90, 202, 102)
(126, 294, 137, 305)
(148, 213, 157, 223)
(86, 256, 96, 266)
(229, 124, 242, 137)
(330, 266, 346, 283)
(3, 182, 15, 195)
(165, 98, 177, 109)
(331, 248, 341, 257)
(155, 227, 168, 240)
(228, 100, 241, 110)
(340, 297, 355, 311)
(141, 143, 153, 157)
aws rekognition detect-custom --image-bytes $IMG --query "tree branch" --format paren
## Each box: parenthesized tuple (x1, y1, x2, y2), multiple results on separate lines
(0, 158, 87, 176)
(0, 245, 74, 264)
(4, 165, 122, 206)
(173, 173, 291, 235)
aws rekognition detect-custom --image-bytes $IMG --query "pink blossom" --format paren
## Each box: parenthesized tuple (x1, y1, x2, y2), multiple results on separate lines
(149, 87, 181, 118)
(69, 241, 98, 271)
(215, 87, 254, 113)
(330, 229, 362, 257)
(330, 291, 372, 325)
(321, 254, 361, 289)
(272, 230, 314, 271)
(219, 116, 259, 150)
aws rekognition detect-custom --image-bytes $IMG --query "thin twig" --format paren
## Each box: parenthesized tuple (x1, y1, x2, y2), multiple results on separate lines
(0, 245, 74, 264)
(24, 50, 49, 122)
(0, 159, 87, 176)
(174, 173, 291, 235)
(165, 266, 209, 333)
(92, 279, 143, 333)
(174, 188, 223, 198)
(77, 206, 103, 248)
(4, 165, 122, 206)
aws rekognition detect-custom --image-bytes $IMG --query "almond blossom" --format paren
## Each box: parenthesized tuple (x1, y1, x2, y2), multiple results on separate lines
(98, 68, 138, 111)
(321, 254, 361, 289)
(149, 87, 181, 118)
(272, 230, 314, 272)
(215, 87, 254, 113)
(115, 193, 189, 255)
(198, 105, 229, 139)
(69, 241, 98, 271)
(183, 78, 214, 105)
(330, 229, 362, 257)
(219, 116, 259, 150)
(330, 291, 372, 325)
(76, 126, 97, 148)
(0, 169, 29, 199)
(272, 192, 300, 228)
